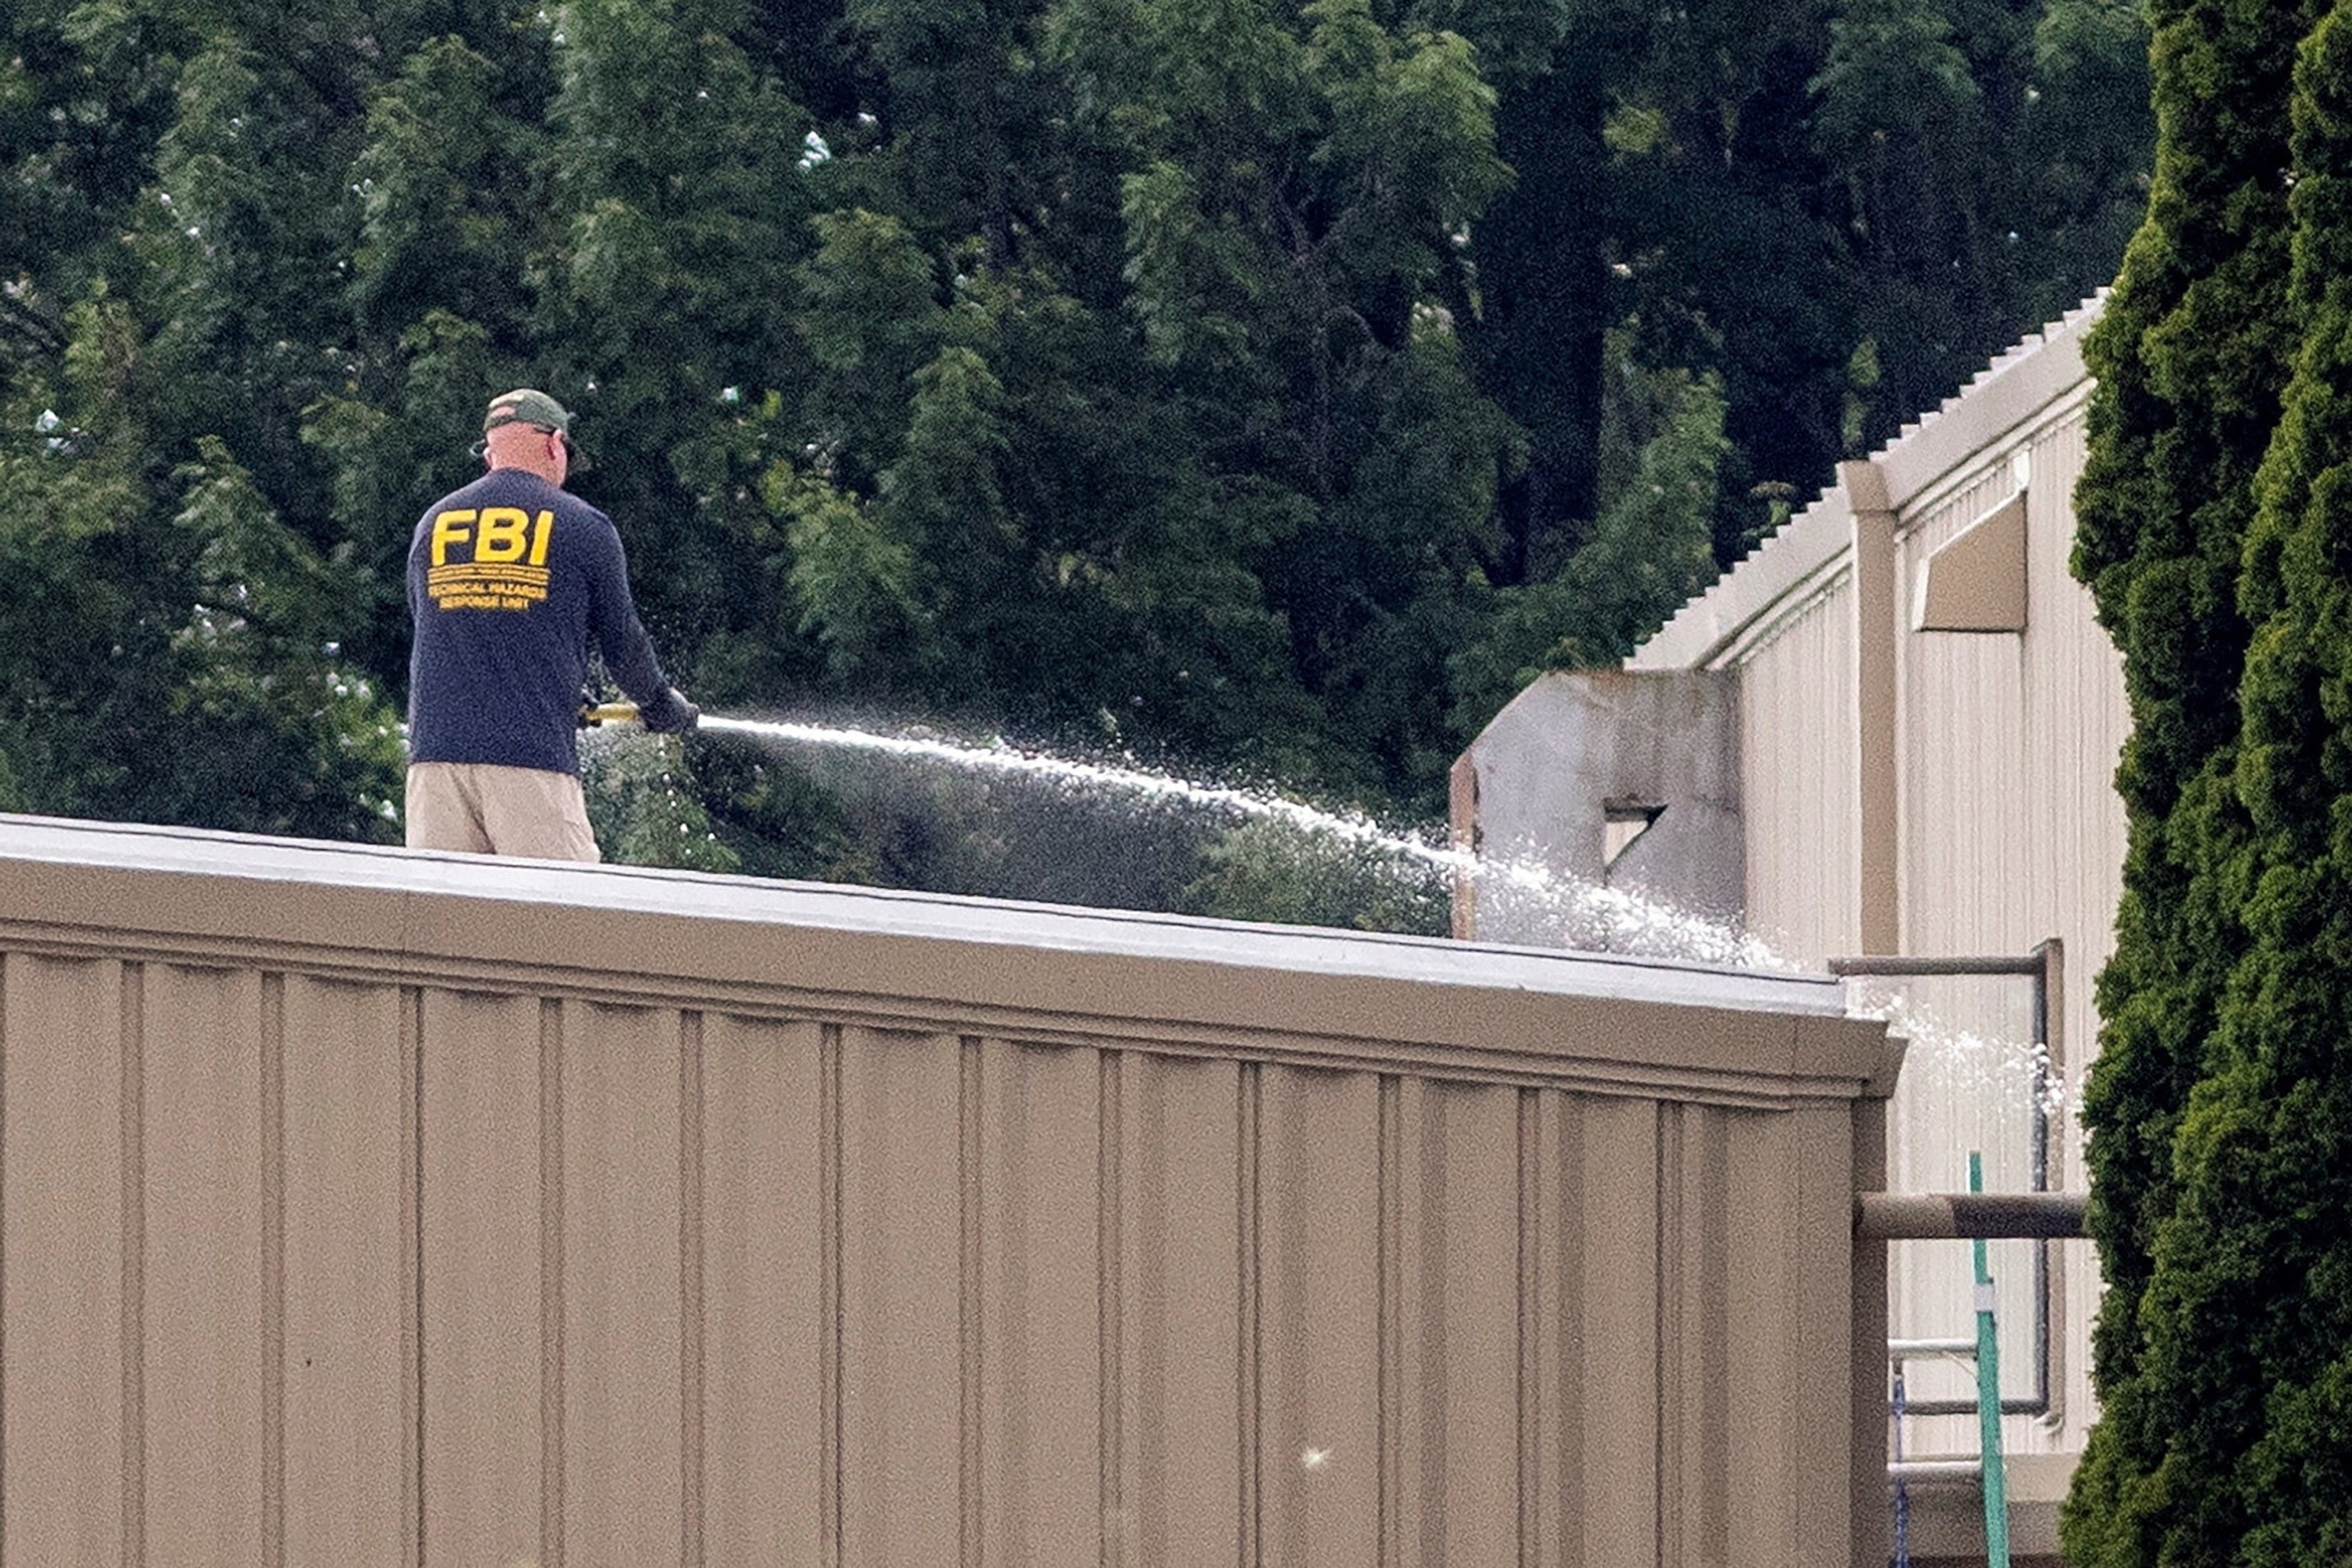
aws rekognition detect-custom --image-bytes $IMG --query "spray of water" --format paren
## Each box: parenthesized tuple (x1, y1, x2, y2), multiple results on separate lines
(1845, 980, 2070, 1125)
(697, 713, 1784, 969)
(687, 711, 2069, 1109)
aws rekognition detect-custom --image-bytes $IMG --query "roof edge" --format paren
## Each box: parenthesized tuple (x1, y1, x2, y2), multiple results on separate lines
(1629, 291, 2106, 671)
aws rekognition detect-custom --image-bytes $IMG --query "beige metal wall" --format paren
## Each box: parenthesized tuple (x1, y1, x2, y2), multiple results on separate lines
(1609, 298, 2122, 1541)
(1731, 570, 1864, 965)
(0, 815, 1895, 1567)
(1890, 394, 2119, 1095)
(1882, 382, 2121, 1465)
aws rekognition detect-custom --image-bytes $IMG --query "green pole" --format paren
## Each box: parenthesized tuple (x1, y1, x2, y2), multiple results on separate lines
(1971, 1151, 2011, 1568)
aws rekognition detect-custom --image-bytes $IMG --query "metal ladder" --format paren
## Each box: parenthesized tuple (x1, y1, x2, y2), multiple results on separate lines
(1887, 1152, 2012, 1568)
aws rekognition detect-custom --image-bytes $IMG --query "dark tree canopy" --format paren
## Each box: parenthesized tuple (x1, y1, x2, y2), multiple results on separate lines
(1, 0, 2148, 911)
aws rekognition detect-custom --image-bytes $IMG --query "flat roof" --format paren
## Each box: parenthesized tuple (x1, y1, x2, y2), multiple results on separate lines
(0, 812, 1851, 1021)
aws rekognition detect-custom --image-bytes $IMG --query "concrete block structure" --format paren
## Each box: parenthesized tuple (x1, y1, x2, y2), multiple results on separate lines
(0, 812, 1898, 1566)
(1451, 668, 1744, 936)
(1455, 294, 2124, 1564)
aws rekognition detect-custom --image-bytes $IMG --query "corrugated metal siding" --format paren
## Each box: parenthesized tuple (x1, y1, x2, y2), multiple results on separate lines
(1682, 367, 2119, 1473)
(2016, 407, 2122, 1448)
(1896, 459, 2035, 956)
(1737, 574, 1861, 965)
(1878, 394, 2119, 1462)
(2021, 413, 2127, 1145)
(0, 822, 1895, 1567)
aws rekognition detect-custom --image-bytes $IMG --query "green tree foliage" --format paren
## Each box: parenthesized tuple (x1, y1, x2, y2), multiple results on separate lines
(0, 322, 403, 839)
(2059, 1, 2334, 1563)
(1449, 344, 1726, 723)
(0, 0, 2151, 893)
(1181, 814, 1450, 934)
(581, 733, 741, 872)
(1469, 0, 2152, 571)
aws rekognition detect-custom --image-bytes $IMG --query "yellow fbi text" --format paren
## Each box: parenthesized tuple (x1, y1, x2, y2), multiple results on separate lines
(427, 507, 555, 612)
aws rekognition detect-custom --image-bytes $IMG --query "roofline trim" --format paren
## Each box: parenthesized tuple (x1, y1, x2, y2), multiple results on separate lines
(1629, 291, 2105, 671)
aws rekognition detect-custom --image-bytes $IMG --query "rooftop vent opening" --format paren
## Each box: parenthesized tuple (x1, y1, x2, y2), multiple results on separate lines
(1604, 800, 1666, 871)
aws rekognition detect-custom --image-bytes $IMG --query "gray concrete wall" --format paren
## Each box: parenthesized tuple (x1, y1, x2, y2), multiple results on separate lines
(1453, 668, 1745, 942)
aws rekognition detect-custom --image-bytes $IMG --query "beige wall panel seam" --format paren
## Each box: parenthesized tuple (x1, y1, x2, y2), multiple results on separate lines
(1, 951, 7, 1561)
(400, 985, 421, 1568)
(538, 998, 565, 1568)
(1098, 1049, 1124, 1568)
(679, 1010, 706, 1568)
(959, 1034, 983, 1568)
(1655, 1100, 1683, 1568)
(1390, 1076, 1415, 1568)
(1682, 1106, 1735, 1564)
(819, 1022, 844, 1560)
(1515, 1089, 1544, 1568)
(1377, 1074, 1402, 1568)
(1547, 1092, 1592, 1568)
(1236, 1060, 1262, 1567)
(261, 971, 286, 1568)
(120, 959, 144, 1568)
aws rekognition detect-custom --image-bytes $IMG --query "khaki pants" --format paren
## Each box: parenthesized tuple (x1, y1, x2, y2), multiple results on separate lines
(405, 762, 602, 862)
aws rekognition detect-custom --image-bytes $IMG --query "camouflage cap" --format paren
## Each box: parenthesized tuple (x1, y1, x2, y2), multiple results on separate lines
(482, 387, 574, 435)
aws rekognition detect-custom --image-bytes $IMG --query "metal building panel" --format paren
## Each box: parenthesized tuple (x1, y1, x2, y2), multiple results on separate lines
(1517, 1090, 1587, 1567)
(2, 954, 130, 1564)
(1391, 1077, 1521, 1565)
(561, 1001, 685, 1563)
(140, 961, 267, 1563)
(2018, 410, 2124, 1448)
(976, 1037, 1104, 1565)
(0, 816, 1900, 1568)
(1659, 1100, 1735, 1565)
(1570, 1094, 1664, 1563)
(419, 988, 546, 1563)
(839, 1026, 963, 1564)
(2020, 412, 2125, 1093)
(1739, 580, 1860, 964)
(280, 974, 413, 1568)
(1892, 456, 2054, 1465)
(701, 1012, 827, 1561)
(1258, 1066, 1382, 1568)
(1719, 1104, 1801, 1559)
(1115, 1051, 1245, 1568)
(1900, 632, 2029, 958)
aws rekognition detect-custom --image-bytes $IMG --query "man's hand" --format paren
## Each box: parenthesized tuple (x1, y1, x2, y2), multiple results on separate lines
(641, 686, 700, 734)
